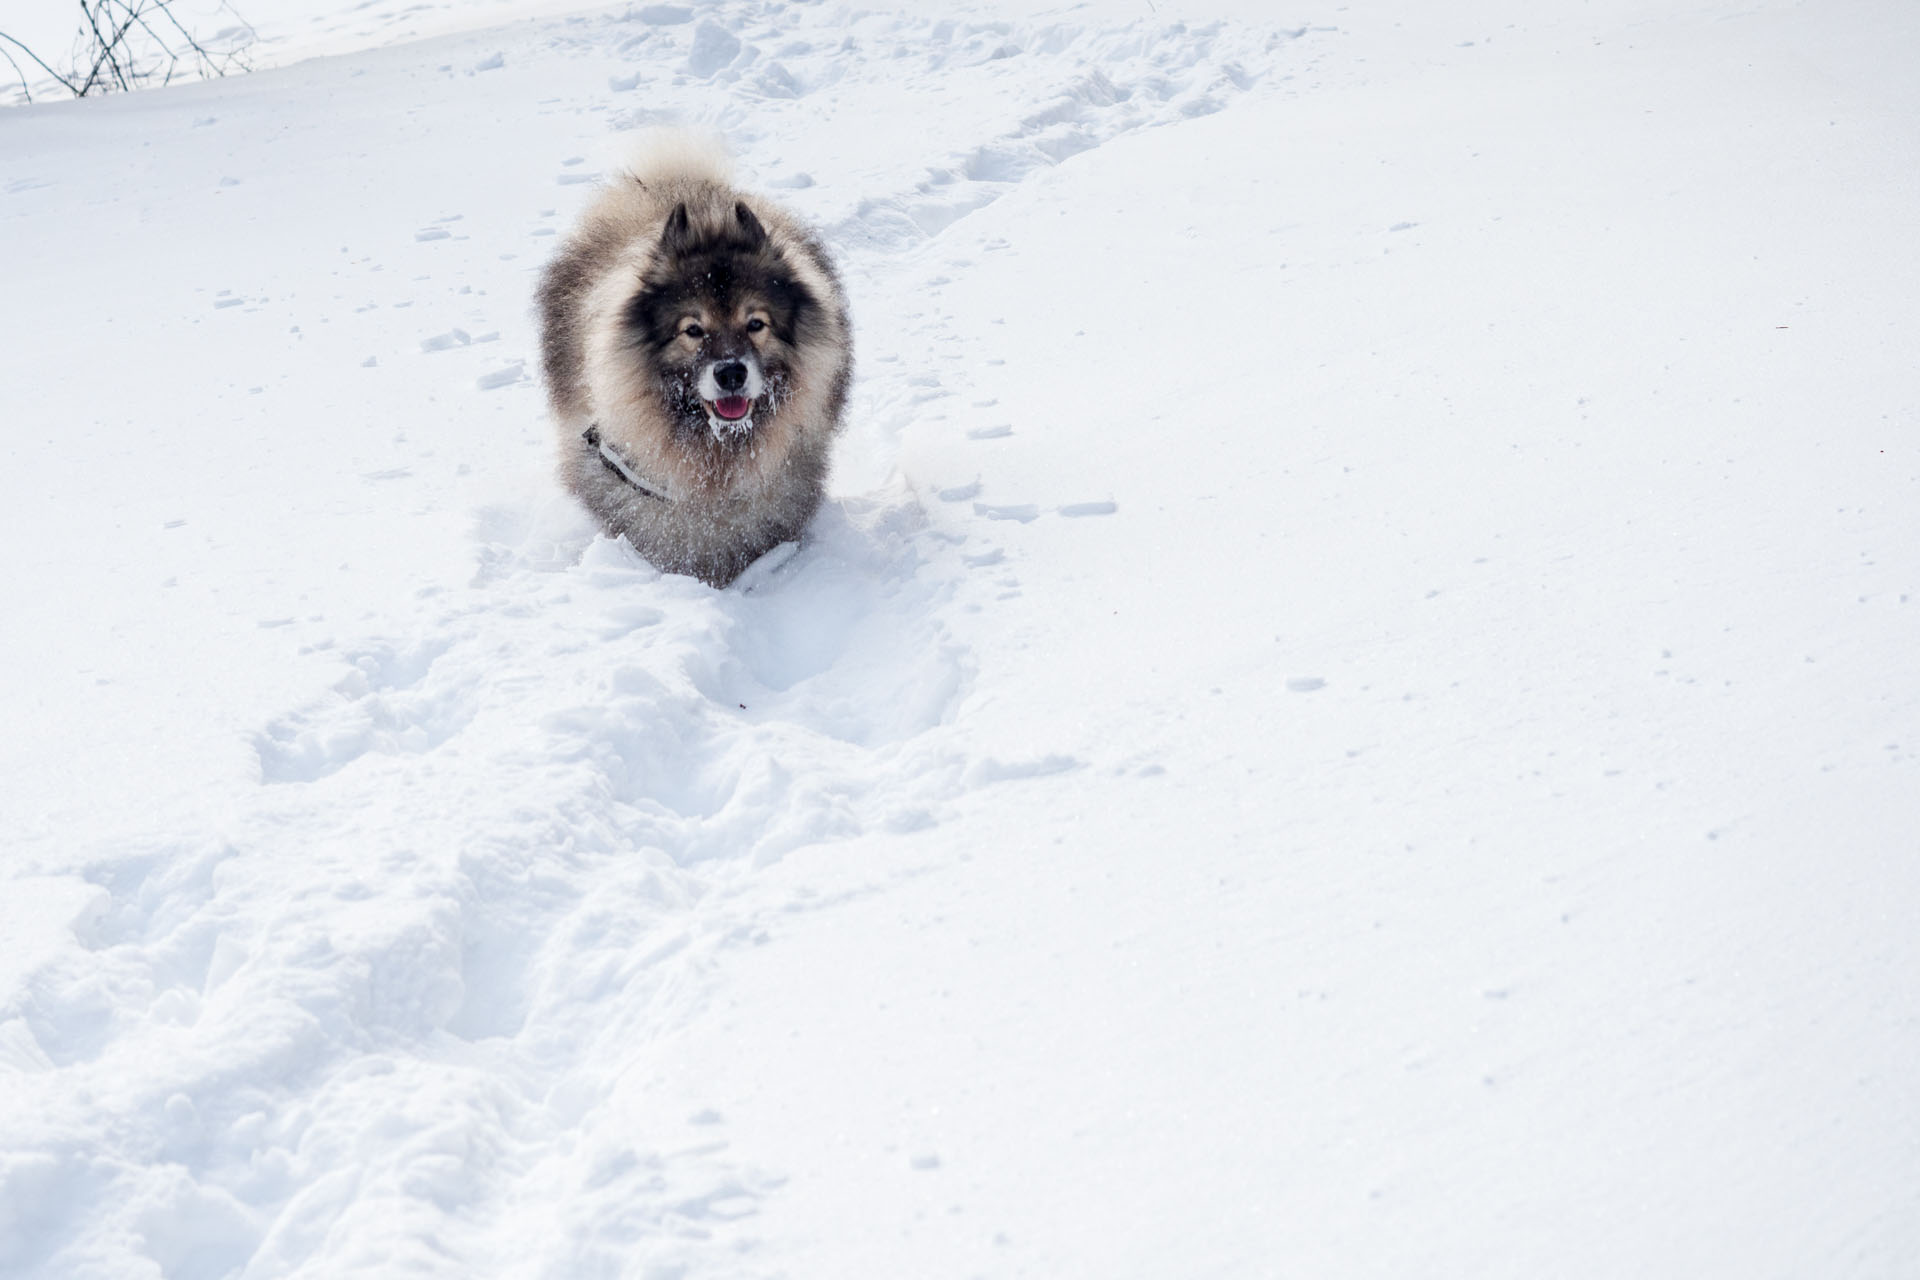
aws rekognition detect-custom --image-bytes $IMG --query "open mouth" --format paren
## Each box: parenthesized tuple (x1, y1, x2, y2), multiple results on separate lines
(704, 395, 755, 435)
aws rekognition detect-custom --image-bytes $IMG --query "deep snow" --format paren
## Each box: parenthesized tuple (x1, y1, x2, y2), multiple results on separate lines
(3, 0, 1919, 1276)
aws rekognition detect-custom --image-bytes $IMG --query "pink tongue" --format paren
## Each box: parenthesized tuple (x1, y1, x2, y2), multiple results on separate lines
(714, 396, 752, 420)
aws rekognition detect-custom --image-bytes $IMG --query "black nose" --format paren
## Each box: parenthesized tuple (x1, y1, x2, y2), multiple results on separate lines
(713, 360, 748, 392)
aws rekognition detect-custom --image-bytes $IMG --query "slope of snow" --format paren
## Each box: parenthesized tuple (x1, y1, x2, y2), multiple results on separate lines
(2, 1, 1918, 1276)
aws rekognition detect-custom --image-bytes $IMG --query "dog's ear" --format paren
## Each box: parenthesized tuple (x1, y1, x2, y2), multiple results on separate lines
(661, 202, 692, 252)
(734, 201, 768, 249)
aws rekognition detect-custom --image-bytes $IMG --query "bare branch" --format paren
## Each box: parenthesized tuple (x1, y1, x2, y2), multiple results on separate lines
(2, 0, 253, 102)
(106, 0, 178, 85)
(79, 0, 132, 93)
(0, 29, 82, 98)
(0, 42, 35, 102)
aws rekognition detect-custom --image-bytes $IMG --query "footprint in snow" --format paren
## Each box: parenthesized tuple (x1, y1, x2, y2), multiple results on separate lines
(966, 754, 1080, 785)
(476, 364, 526, 390)
(973, 502, 1038, 523)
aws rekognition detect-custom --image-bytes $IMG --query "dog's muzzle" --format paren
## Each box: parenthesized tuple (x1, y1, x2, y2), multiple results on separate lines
(700, 358, 764, 437)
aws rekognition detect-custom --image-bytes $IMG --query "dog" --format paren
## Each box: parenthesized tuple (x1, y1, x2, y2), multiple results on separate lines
(537, 134, 853, 587)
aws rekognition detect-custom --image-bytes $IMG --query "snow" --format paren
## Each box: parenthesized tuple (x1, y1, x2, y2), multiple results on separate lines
(3, 0, 1919, 1275)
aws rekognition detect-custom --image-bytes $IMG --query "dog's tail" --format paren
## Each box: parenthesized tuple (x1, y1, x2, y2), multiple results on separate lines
(619, 128, 734, 188)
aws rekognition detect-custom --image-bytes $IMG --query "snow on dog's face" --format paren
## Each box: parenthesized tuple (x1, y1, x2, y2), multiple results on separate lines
(623, 200, 822, 445)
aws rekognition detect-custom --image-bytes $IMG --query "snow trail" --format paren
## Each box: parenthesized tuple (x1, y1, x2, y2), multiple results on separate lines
(0, 4, 1291, 1274)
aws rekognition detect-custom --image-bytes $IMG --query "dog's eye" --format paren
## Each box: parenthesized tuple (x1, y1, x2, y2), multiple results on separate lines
(746, 318, 766, 333)
(683, 323, 705, 339)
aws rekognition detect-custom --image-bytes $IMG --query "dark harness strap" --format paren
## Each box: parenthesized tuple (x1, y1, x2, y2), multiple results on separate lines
(584, 426, 668, 501)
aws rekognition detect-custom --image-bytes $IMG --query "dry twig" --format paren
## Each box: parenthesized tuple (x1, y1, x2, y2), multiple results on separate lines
(2, 0, 254, 103)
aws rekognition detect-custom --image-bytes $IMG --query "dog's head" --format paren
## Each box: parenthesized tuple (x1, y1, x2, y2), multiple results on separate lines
(622, 200, 822, 445)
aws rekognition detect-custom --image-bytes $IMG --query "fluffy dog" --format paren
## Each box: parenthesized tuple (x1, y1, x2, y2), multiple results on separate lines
(538, 136, 852, 586)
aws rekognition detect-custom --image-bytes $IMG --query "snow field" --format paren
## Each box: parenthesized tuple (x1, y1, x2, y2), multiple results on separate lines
(2, 0, 1919, 1276)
